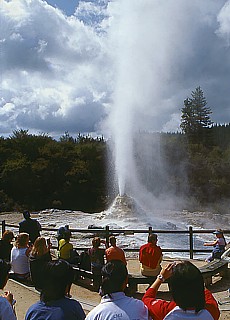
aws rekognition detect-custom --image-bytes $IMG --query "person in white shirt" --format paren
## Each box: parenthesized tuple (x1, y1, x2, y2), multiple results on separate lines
(86, 259, 149, 320)
(11, 233, 31, 280)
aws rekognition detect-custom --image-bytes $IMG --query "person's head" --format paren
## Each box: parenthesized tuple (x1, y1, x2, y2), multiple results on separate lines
(41, 260, 74, 303)
(170, 261, 205, 312)
(100, 260, 128, 297)
(31, 237, 48, 257)
(23, 210, 31, 220)
(148, 233, 158, 244)
(15, 233, 29, 248)
(92, 237, 101, 248)
(63, 229, 71, 241)
(109, 236, 116, 247)
(2, 230, 14, 242)
(0, 259, 11, 289)
(213, 229, 224, 238)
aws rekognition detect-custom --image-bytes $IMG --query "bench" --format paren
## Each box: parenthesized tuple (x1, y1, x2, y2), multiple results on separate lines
(199, 248, 230, 286)
(72, 265, 94, 280)
(127, 274, 157, 295)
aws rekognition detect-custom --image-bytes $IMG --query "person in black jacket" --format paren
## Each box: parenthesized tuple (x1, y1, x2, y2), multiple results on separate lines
(19, 211, 42, 244)
(29, 237, 52, 291)
(0, 230, 14, 261)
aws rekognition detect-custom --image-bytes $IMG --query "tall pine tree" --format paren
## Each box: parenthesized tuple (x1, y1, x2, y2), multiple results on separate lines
(180, 86, 213, 144)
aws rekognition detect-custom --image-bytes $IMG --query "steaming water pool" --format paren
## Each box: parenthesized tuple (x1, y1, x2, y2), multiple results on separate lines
(2, 196, 229, 260)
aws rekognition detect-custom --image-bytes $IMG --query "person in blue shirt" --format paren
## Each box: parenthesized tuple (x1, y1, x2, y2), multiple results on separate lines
(25, 259, 85, 320)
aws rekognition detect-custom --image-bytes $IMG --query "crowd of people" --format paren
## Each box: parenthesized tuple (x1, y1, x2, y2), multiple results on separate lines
(0, 211, 226, 319)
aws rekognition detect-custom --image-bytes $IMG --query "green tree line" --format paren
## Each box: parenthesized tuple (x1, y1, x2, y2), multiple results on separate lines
(0, 130, 107, 212)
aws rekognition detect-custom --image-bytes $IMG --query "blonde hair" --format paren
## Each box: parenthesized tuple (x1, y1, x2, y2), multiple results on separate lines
(31, 237, 48, 257)
(15, 233, 29, 248)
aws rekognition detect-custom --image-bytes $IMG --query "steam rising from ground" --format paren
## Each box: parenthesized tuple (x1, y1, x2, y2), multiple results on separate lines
(106, 0, 228, 210)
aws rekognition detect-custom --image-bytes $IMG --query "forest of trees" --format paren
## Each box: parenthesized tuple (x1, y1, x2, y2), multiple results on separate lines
(0, 131, 107, 212)
(0, 87, 229, 212)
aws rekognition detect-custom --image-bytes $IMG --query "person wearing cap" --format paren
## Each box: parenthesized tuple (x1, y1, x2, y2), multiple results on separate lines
(204, 229, 226, 262)
(19, 211, 42, 244)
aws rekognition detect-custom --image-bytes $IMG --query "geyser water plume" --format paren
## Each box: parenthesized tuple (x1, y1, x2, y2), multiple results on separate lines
(106, 0, 224, 209)
(107, 0, 174, 206)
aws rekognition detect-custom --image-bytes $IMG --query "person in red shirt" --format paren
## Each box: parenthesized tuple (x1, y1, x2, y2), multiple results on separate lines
(105, 236, 126, 265)
(139, 233, 162, 276)
(142, 261, 220, 320)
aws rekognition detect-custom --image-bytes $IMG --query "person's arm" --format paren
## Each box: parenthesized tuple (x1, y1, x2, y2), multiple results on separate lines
(142, 263, 176, 320)
(204, 239, 218, 247)
(2, 292, 17, 319)
(204, 289, 220, 320)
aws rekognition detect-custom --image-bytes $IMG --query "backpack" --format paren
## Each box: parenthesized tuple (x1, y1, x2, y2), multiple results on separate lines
(79, 249, 91, 271)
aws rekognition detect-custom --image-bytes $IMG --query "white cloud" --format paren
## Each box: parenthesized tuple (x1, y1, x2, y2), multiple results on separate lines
(0, 0, 230, 139)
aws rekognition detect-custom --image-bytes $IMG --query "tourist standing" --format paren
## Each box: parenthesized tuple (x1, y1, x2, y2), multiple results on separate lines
(139, 233, 162, 276)
(86, 260, 149, 320)
(19, 211, 42, 244)
(105, 236, 126, 265)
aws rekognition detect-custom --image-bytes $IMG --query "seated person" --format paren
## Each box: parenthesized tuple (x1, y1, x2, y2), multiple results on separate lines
(88, 237, 107, 291)
(0, 258, 17, 320)
(204, 229, 227, 262)
(25, 260, 85, 320)
(142, 260, 220, 320)
(10, 233, 31, 281)
(105, 236, 126, 265)
(0, 230, 14, 261)
(139, 233, 162, 276)
(85, 259, 149, 320)
(58, 229, 73, 262)
(29, 237, 52, 291)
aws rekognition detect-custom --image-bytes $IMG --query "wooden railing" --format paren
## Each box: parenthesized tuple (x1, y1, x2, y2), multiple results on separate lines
(1, 220, 229, 259)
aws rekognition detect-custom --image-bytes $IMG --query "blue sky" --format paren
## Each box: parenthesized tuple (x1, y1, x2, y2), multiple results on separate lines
(46, 0, 80, 16)
(1, 0, 230, 139)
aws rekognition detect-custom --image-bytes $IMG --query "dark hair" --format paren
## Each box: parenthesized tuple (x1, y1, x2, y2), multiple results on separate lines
(2, 230, 14, 242)
(109, 236, 116, 246)
(0, 259, 11, 289)
(23, 210, 31, 219)
(148, 233, 157, 243)
(100, 260, 128, 296)
(41, 260, 74, 303)
(170, 261, 205, 312)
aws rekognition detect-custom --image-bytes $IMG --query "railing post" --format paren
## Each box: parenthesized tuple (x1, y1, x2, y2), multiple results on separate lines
(2, 220, 6, 235)
(189, 226, 194, 259)
(148, 226, 153, 235)
(105, 225, 110, 246)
